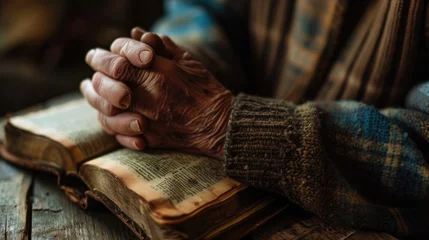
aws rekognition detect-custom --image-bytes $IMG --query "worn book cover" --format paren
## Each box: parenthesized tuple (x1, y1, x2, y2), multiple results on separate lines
(0, 99, 286, 239)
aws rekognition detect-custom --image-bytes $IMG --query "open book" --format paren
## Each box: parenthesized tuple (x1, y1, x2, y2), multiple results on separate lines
(0, 99, 286, 239)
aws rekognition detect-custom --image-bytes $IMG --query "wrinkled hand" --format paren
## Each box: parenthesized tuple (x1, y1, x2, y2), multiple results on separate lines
(80, 28, 233, 159)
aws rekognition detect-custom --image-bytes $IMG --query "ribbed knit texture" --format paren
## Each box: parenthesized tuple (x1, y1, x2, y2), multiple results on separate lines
(224, 94, 323, 196)
(224, 93, 429, 236)
(152, 0, 429, 237)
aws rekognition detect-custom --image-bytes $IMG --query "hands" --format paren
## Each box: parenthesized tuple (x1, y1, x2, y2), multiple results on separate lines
(80, 27, 233, 159)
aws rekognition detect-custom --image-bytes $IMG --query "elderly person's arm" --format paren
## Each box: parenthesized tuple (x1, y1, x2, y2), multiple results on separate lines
(79, 0, 247, 153)
(82, 34, 429, 235)
(225, 91, 429, 236)
(79, 0, 429, 236)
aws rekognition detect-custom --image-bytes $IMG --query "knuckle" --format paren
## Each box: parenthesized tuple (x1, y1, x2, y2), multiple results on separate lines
(126, 65, 144, 86)
(129, 68, 144, 84)
(98, 113, 114, 135)
(139, 69, 151, 83)
(105, 84, 118, 101)
(98, 113, 108, 130)
(111, 56, 129, 79)
(91, 72, 103, 93)
(93, 95, 103, 110)
(119, 40, 131, 56)
(105, 103, 116, 116)
(104, 128, 115, 136)
(111, 38, 126, 51)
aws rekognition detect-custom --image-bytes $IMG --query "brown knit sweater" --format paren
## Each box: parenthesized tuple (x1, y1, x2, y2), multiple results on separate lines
(153, 0, 429, 237)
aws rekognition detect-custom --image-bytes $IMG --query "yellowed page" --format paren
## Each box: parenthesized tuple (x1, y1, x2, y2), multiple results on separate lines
(9, 99, 117, 164)
(83, 148, 242, 218)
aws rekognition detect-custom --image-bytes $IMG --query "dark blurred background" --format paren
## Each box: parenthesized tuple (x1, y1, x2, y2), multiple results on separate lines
(0, 0, 163, 115)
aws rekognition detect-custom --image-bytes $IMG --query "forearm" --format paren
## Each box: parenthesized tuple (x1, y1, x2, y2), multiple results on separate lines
(223, 93, 429, 236)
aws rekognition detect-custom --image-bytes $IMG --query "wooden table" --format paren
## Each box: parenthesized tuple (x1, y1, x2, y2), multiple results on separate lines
(0, 160, 138, 239)
(0, 93, 138, 239)
(0, 93, 400, 240)
(0, 163, 401, 240)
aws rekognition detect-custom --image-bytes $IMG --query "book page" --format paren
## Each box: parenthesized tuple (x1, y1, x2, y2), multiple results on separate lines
(83, 148, 242, 218)
(9, 99, 117, 164)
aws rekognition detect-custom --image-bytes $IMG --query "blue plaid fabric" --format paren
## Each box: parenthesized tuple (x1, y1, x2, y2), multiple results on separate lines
(152, 0, 248, 93)
(153, 0, 429, 236)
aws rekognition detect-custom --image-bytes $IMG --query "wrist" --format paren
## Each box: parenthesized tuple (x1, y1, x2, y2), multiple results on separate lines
(207, 92, 234, 160)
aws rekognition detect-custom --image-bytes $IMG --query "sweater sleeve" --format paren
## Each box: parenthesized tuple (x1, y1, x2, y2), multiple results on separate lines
(151, 0, 248, 93)
(224, 83, 429, 236)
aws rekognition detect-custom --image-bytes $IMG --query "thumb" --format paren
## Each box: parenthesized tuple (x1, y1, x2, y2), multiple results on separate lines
(149, 55, 181, 81)
(110, 38, 155, 68)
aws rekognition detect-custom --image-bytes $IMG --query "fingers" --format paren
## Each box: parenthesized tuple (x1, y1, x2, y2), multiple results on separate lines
(97, 112, 115, 135)
(97, 110, 148, 150)
(150, 55, 181, 80)
(159, 35, 179, 52)
(80, 79, 118, 116)
(131, 27, 182, 59)
(116, 135, 146, 150)
(158, 35, 188, 60)
(110, 38, 154, 68)
(131, 27, 146, 40)
(85, 48, 142, 84)
(98, 112, 147, 136)
(86, 46, 179, 86)
(86, 48, 130, 80)
(92, 72, 131, 109)
(140, 32, 173, 58)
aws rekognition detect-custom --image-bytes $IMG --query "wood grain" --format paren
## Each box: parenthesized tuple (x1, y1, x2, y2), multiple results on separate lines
(0, 104, 35, 240)
(0, 160, 33, 240)
(347, 231, 398, 240)
(0, 92, 405, 239)
(1, 93, 138, 239)
(30, 174, 137, 240)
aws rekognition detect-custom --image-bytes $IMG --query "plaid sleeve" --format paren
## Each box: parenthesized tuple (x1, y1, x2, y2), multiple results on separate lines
(224, 90, 429, 237)
(151, 0, 247, 93)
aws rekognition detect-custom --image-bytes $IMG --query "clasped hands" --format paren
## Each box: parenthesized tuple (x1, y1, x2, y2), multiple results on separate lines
(80, 27, 233, 159)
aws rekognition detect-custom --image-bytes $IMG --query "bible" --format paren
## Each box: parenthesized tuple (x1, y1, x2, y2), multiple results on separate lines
(0, 99, 286, 239)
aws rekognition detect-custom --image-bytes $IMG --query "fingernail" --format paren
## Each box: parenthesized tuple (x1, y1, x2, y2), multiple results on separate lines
(139, 50, 152, 64)
(130, 120, 141, 133)
(120, 93, 131, 109)
(85, 49, 95, 63)
(133, 27, 144, 34)
(80, 79, 90, 89)
(133, 140, 143, 150)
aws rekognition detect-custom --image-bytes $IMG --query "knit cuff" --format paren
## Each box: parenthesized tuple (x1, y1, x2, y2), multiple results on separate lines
(223, 94, 319, 191)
